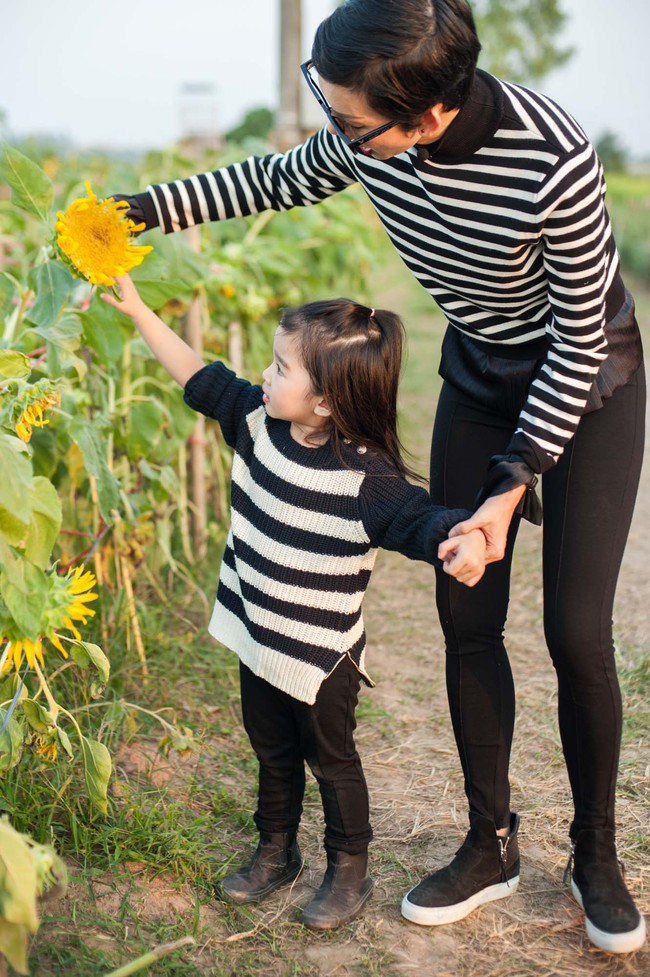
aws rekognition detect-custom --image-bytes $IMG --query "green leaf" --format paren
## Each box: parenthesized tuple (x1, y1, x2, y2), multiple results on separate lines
(69, 417, 120, 522)
(69, 639, 110, 685)
(32, 313, 86, 379)
(26, 261, 76, 330)
(1, 143, 53, 223)
(0, 708, 24, 773)
(0, 672, 24, 705)
(0, 542, 48, 638)
(0, 272, 18, 322)
(0, 433, 33, 546)
(0, 917, 30, 975)
(57, 726, 73, 759)
(80, 292, 131, 363)
(22, 477, 62, 569)
(0, 349, 31, 381)
(80, 735, 111, 814)
(29, 426, 59, 481)
(0, 819, 39, 929)
(21, 699, 53, 735)
(129, 252, 196, 309)
(127, 399, 166, 457)
(139, 460, 180, 497)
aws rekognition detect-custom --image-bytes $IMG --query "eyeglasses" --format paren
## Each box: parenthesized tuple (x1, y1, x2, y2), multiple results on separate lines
(300, 60, 397, 151)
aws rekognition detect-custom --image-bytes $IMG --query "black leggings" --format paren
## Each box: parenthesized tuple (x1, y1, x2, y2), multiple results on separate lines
(430, 364, 646, 835)
(239, 658, 373, 855)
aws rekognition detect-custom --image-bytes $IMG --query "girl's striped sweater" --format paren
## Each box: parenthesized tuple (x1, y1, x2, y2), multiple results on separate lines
(126, 70, 641, 476)
(183, 361, 470, 704)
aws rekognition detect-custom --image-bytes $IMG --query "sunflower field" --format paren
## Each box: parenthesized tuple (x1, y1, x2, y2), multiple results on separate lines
(0, 140, 376, 974)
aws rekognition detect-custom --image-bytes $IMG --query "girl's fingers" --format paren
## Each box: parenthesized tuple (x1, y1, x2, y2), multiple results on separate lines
(438, 538, 458, 560)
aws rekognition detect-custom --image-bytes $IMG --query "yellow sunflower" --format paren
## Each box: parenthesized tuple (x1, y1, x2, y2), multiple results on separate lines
(15, 391, 61, 443)
(1, 564, 99, 673)
(55, 182, 153, 287)
(35, 735, 58, 763)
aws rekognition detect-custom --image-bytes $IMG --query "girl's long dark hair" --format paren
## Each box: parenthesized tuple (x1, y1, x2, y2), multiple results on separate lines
(312, 0, 480, 125)
(280, 299, 423, 482)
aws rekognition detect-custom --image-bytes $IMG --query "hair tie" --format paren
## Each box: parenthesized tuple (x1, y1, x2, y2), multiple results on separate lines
(369, 308, 375, 318)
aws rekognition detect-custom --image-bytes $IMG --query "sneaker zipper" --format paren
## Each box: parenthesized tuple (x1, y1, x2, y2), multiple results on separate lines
(498, 834, 513, 885)
(563, 837, 627, 885)
(563, 840, 576, 884)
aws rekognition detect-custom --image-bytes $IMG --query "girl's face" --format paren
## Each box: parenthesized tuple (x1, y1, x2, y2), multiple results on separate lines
(317, 77, 437, 161)
(262, 328, 329, 436)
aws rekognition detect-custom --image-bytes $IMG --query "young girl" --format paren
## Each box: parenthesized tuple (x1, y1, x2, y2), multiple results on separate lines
(102, 275, 486, 931)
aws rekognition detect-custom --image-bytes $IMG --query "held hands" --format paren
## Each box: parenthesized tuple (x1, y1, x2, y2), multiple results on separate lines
(438, 529, 486, 588)
(447, 484, 527, 564)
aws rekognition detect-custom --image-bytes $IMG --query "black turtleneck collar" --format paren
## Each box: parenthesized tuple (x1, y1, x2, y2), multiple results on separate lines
(415, 69, 504, 165)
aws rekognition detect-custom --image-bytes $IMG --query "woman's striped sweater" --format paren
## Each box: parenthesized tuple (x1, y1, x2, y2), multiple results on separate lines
(183, 361, 470, 705)
(126, 70, 640, 475)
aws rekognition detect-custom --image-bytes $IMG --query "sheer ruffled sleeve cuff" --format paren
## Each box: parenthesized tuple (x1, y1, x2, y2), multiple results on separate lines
(474, 455, 543, 526)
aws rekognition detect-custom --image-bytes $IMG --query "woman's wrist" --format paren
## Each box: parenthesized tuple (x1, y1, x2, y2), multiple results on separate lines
(475, 454, 542, 526)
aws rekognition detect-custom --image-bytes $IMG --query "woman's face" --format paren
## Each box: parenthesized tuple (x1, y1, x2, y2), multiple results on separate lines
(317, 77, 427, 160)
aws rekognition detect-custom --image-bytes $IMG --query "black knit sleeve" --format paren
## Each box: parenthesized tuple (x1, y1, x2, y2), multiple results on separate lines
(358, 472, 471, 567)
(183, 362, 262, 448)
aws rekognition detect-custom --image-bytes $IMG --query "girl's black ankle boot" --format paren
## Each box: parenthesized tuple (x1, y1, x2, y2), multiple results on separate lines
(220, 831, 303, 905)
(301, 850, 374, 930)
(401, 812, 520, 926)
(566, 827, 646, 953)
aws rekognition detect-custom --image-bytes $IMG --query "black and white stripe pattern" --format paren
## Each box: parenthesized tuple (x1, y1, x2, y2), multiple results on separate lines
(183, 361, 468, 704)
(144, 72, 622, 468)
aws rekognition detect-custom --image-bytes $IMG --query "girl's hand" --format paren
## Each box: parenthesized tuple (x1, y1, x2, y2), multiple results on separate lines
(447, 485, 526, 564)
(438, 529, 486, 587)
(98, 274, 203, 387)
(100, 274, 145, 319)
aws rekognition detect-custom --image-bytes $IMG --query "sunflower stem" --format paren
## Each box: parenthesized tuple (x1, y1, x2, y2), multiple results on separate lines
(32, 660, 60, 724)
(112, 512, 149, 681)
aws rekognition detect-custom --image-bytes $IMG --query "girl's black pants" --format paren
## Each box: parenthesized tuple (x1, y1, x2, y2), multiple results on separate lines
(430, 362, 645, 836)
(239, 657, 373, 855)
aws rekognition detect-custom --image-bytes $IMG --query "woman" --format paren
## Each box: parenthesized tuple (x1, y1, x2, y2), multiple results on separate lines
(116, 0, 645, 953)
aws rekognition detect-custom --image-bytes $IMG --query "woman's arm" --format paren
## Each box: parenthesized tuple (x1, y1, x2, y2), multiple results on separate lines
(114, 129, 356, 234)
(101, 275, 203, 387)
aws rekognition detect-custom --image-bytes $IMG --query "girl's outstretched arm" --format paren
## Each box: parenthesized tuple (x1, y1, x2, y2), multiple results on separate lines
(101, 275, 204, 387)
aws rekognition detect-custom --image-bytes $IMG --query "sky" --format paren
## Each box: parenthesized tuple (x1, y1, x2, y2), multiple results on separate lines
(1, 0, 649, 159)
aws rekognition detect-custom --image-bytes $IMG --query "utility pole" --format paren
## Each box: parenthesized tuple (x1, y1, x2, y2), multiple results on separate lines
(276, 0, 302, 150)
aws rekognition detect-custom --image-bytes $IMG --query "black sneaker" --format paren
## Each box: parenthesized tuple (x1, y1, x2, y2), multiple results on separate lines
(566, 828, 646, 953)
(220, 832, 303, 905)
(401, 813, 520, 926)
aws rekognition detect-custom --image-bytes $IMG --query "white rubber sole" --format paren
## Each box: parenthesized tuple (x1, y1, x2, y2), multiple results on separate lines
(401, 875, 519, 926)
(571, 878, 647, 953)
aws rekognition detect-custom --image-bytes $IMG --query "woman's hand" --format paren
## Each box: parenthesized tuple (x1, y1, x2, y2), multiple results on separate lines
(448, 484, 526, 564)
